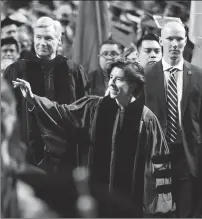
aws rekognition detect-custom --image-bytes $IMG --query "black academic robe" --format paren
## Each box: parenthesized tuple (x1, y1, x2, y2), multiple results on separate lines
(30, 94, 174, 217)
(88, 68, 109, 96)
(3, 52, 89, 165)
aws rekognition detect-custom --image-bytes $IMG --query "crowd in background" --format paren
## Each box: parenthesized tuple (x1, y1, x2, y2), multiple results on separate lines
(1, 0, 193, 74)
(1, 1, 202, 218)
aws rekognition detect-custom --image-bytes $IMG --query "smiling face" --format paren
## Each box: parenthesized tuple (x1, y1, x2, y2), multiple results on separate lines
(34, 25, 60, 60)
(108, 67, 136, 105)
(160, 22, 187, 64)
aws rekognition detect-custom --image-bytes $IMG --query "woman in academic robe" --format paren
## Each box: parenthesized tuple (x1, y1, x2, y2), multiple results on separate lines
(13, 60, 175, 217)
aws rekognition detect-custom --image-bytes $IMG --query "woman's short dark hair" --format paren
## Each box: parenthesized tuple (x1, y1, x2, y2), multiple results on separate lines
(107, 59, 145, 97)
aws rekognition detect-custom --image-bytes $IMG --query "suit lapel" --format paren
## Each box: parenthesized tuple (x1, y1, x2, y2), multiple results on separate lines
(181, 61, 192, 119)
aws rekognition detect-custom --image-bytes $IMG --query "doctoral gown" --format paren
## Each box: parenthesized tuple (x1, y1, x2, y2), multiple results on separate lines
(31, 94, 173, 217)
(3, 52, 89, 165)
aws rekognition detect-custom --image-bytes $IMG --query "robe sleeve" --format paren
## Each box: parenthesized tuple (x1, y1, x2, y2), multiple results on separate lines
(141, 109, 174, 217)
(75, 64, 90, 97)
(31, 95, 100, 158)
(33, 95, 99, 130)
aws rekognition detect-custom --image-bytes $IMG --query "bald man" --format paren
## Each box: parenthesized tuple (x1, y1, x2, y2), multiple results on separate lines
(144, 22, 202, 217)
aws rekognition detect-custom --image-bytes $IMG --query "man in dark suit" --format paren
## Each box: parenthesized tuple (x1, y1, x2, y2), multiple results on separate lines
(144, 21, 202, 217)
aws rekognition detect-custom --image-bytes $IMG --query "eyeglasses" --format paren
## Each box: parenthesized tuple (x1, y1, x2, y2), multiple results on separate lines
(99, 51, 120, 59)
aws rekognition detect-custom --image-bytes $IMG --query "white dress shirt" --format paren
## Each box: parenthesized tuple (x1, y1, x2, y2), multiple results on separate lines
(162, 58, 184, 127)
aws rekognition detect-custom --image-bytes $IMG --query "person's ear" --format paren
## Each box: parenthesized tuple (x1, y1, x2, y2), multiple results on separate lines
(184, 36, 187, 45)
(17, 53, 20, 60)
(159, 37, 163, 47)
(58, 37, 62, 45)
(57, 38, 62, 49)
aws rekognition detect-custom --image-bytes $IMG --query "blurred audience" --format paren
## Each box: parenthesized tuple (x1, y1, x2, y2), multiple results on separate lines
(17, 26, 34, 52)
(122, 43, 138, 62)
(54, 3, 75, 58)
(1, 17, 23, 39)
(1, 37, 20, 61)
(1, 1, 192, 59)
(1, 59, 15, 77)
(1, 77, 56, 218)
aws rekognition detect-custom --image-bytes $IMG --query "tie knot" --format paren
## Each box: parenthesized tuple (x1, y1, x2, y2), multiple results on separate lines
(169, 67, 178, 75)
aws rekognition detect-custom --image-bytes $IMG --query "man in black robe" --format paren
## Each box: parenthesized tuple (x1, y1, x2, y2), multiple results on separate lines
(4, 16, 89, 167)
(13, 60, 174, 217)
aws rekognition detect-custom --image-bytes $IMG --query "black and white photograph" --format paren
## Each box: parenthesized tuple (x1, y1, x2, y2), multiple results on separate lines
(1, 0, 202, 218)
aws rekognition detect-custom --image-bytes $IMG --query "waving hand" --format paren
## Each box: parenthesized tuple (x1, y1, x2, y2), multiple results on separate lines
(12, 78, 34, 104)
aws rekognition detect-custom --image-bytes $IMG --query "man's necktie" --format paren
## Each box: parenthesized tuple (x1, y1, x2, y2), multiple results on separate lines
(166, 67, 178, 143)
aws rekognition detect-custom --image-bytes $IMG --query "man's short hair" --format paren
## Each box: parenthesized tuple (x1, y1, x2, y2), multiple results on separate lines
(1, 37, 20, 52)
(34, 16, 62, 40)
(137, 33, 160, 51)
(100, 38, 124, 53)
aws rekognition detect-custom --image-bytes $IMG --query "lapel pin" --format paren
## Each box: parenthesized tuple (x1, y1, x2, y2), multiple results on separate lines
(188, 71, 192, 75)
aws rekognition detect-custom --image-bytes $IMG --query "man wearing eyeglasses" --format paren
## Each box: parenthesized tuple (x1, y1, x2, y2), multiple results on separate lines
(89, 38, 124, 96)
